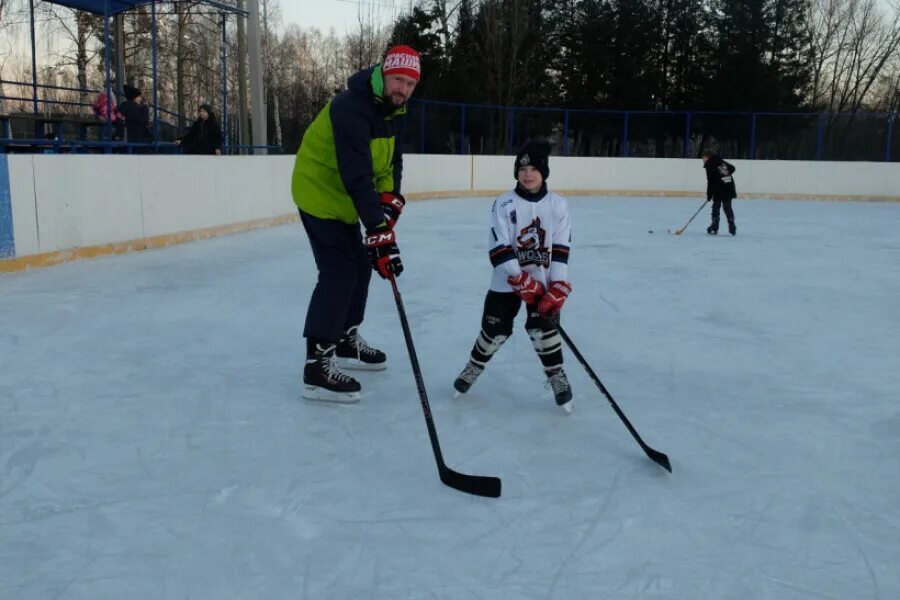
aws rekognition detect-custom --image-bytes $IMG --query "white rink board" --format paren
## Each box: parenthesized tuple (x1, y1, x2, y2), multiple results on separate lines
(31, 155, 145, 253)
(3, 154, 898, 261)
(402, 154, 472, 193)
(139, 156, 295, 237)
(7, 155, 39, 256)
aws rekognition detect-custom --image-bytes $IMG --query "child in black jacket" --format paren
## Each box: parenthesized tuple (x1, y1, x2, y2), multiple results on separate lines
(702, 150, 737, 236)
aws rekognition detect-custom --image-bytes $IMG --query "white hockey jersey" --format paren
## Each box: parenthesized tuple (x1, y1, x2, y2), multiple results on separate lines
(488, 189, 572, 292)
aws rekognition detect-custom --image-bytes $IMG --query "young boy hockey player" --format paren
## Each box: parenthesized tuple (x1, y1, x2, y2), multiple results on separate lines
(453, 140, 575, 413)
(701, 150, 737, 235)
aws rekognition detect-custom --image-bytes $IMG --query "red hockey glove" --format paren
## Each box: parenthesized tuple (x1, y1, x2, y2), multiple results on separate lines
(380, 192, 406, 229)
(508, 272, 545, 305)
(364, 223, 403, 279)
(537, 280, 572, 316)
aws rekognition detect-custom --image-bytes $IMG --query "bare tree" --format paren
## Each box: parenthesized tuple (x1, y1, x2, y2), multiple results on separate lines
(345, 0, 390, 72)
(873, 64, 900, 111)
(261, 0, 282, 147)
(485, 0, 543, 105)
(172, 3, 190, 127)
(431, 0, 463, 51)
(42, 6, 103, 107)
(0, 0, 27, 113)
(808, 0, 848, 108)
(809, 0, 900, 111)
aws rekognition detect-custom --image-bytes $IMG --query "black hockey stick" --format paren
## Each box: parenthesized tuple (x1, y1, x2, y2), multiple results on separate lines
(389, 274, 502, 498)
(668, 198, 709, 235)
(555, 321, 672, 473)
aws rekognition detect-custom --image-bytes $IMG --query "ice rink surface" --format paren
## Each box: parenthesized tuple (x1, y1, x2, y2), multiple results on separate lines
(2, 195, 899, 599)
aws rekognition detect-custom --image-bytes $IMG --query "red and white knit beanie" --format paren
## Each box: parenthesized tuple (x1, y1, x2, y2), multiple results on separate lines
(382, 45, 421, 81)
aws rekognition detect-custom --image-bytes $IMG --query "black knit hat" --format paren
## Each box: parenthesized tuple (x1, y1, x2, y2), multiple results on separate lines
(514, 140, 551, 180)
(123, 84, 141, 101)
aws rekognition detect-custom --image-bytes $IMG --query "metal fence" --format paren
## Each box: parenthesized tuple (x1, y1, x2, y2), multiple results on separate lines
(1, 80, 279, 154)
(404, 99, 898, 161)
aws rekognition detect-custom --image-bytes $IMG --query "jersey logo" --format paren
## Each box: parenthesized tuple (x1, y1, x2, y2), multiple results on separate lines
(516, 217, 550, 268)
(717, 163, 733, 183)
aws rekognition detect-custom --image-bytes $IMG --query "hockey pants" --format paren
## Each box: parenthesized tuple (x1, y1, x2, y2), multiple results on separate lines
(468, 291, 563, 370)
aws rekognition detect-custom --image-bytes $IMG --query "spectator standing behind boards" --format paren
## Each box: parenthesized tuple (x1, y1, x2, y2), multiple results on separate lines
(702, 150, 737, 236)
(119, 84, 152, 148)
(92, 91, 124, 140)
(175, 103, 222, 155)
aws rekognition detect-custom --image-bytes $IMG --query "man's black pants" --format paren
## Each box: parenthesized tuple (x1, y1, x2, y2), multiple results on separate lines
(300, 211, 372, 346)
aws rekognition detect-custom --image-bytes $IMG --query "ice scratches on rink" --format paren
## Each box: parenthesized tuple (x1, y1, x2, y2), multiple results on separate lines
(1, 196, 898, 599)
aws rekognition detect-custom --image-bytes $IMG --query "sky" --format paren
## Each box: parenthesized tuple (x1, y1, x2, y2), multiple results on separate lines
(2, 195, 899, 599)
(0, 0, 408, 83)
(279, 0, 407, 35)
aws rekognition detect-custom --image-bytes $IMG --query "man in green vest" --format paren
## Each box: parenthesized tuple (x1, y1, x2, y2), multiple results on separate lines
(292, 45, 420, 403)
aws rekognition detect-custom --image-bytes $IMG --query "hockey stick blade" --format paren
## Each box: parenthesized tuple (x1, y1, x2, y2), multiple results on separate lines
(645, 447, 672, 473)
(440, 467, 502, 498)
(555, 321, 672, 473)
(389, 275, 503, 498)
(668, 199, 709, 237)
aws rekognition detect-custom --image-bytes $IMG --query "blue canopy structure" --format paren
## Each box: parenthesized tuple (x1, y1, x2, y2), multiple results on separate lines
(45, 0, 246, 17)
(44, 0, 157, 14)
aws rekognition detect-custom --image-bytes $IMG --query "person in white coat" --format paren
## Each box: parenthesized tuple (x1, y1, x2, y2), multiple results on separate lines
(453, 140, 575, 413)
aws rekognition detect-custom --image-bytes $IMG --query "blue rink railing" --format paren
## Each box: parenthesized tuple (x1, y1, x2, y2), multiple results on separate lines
(1, 80, 281, 155)
(3, 79, 895, 160)
(405, 99, 899, 162)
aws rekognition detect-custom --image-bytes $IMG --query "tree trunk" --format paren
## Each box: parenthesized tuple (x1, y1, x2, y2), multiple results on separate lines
(237, 0, 250, 152)
(262, 0, 281, 147)
(176, 2, 187, 130)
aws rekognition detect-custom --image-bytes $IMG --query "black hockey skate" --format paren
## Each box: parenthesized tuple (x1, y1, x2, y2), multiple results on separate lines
(303, 343, 361, 403)
(728, 221, 736, 236)
(336, 326, 387, 371)
(706, 224, 718, 235)
(453, 360, 484, 396)
(546, 366, 573, 413)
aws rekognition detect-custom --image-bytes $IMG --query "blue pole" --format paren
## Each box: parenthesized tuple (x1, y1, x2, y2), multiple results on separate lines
(152, 0, 160, 150)
(419, 102, 426, 154)
(104, 3, 112, 153)
(221, 13, 228, 154)
(684, 112, 691, 158)
(816, 113, 825, 160)
(885, 114, 894, 162)
(29, 0, 40, 138)
(563, 110, 570, 156)
(622, 112, 629, 157)
(460, 104, 466, 154)
(749, 113, 757, 159)
(507, 108, 515, 155)
(0, 154, 15, 257)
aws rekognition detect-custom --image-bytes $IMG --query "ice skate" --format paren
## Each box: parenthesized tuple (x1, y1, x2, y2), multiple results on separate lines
(336, 326, 387, 371)
(728, 221, 736, 236)
(706, 224, 718, 235)
(453, 360, 484, 396)
(546, 367, 573, 413)
(303, 343, 361, 403)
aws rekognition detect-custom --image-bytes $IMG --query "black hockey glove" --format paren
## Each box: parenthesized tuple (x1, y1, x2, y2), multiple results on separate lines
(364, 223, 403, 279)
